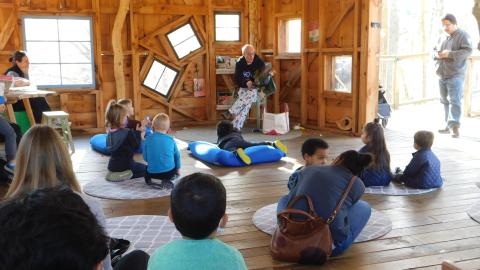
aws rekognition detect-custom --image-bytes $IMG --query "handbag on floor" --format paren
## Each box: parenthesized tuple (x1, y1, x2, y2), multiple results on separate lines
(262, 103, 290, 135)
(270, 176, 357, 265)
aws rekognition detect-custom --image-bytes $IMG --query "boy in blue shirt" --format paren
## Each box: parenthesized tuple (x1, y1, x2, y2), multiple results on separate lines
(148, 173, 247, 270)
(394, 130, 443, 189)
(143, 113, 180, 189)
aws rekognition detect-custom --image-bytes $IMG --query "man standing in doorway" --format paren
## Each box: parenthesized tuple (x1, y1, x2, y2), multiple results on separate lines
(435, 14, 472, 138)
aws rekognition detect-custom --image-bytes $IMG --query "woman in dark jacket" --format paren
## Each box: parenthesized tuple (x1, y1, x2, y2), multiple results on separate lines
(277, 150, 373, 256)
(5, 51, 51, 123)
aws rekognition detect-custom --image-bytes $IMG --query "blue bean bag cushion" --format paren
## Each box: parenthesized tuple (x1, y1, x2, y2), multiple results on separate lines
(188, 141, 285, 167)
(90, 133, 145, 156)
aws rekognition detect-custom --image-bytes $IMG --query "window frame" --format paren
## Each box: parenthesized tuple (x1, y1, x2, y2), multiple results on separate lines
(214, 11, 241, 42)
(166, 21, 203, 61)
(21, 15, 96, 89)
(278, 16, 302, 55)
(324, 54, 353, 94)
(141, 57, 180, 100)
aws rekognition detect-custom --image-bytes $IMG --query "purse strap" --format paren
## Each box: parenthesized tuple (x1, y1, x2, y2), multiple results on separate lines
(285, 194, 316, 216)
(326, 175, 357, 224)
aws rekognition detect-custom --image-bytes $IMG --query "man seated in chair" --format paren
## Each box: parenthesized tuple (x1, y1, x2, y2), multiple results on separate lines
(222, 44, 273, 130)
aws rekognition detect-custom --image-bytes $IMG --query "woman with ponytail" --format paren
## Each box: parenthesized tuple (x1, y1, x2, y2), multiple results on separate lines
(277, 150, 373, 256)
(5, 50, 51, 123)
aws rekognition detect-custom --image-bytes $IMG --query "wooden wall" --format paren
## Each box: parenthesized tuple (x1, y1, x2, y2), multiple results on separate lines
(0, 0, 381, 134)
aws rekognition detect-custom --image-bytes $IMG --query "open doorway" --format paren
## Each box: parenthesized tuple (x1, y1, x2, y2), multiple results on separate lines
(379, 0, 480, 140)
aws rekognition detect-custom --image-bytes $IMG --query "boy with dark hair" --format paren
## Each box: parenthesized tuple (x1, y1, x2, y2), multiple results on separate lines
(148, 173, 247, 270)
(0, 187, 109, 270)
(394, 131, 443, 189)
(0, 187, 150, 270)
(216, 120, 287, 165)
(287, 138, 330, 190)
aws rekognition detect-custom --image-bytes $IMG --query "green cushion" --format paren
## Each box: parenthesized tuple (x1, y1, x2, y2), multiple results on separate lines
(14, 111, 31, 135)
(105, 170, 133, 182)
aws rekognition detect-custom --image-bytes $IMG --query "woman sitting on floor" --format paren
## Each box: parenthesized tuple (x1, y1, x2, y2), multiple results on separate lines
(4, 125, 148, 270)
(277, 150, 373, 256)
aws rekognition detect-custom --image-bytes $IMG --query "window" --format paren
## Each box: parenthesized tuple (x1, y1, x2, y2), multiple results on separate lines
(167, 23, 202, 59)
(215, 13, 240, 41)
(23, 16, 94, 88)
(279, 18, 301, 53)
(142, 59, 179, 98)
(330, 55, 352, 93)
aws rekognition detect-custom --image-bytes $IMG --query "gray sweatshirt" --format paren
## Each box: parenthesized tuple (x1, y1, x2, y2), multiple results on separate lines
(435, 29, 472, 79)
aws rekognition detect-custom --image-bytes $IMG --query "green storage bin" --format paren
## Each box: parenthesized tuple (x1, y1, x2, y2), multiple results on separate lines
(14, 111, 31, 135)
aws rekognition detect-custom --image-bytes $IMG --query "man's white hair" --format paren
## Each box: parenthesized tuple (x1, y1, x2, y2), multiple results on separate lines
(241, 44, 255, 56)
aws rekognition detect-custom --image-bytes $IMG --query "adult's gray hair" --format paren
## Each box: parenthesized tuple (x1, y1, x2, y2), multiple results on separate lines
(241, 44, 255, 55)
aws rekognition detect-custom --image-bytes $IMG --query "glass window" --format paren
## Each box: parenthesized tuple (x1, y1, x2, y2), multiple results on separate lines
(23, 17, 95, 88)
(143, 59, 179, 97)
(215, 13, 240, 41)
(286, 19, 301, 53)
(167, 23, 202, 59)
(331, 55, 352, 93)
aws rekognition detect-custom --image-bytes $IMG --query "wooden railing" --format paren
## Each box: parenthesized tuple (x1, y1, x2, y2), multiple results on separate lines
(379, 52, 480, 117)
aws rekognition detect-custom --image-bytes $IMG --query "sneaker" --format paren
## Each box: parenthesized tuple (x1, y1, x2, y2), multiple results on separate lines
(273, 140, 288, 154)
(236, 148, 251, 165)
(451, 126, 460, 138)
(438, 127, 450, 134)
(4, 163, 15, 174)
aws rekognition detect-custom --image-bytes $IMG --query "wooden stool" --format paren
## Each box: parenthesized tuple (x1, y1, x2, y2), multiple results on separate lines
(41, 111, 75, 154)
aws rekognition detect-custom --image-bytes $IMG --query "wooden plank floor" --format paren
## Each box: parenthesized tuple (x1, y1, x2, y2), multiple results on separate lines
(2, 125, 480, 269)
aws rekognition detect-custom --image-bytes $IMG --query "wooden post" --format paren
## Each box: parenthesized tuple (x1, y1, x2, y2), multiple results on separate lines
(463, 58, 472, 117)
(111, 0, 130, 100)
(129, 0, 141, 120)
(0, 13, 15, 50)
(248, 0, 260, 50)
(93, 0, 105, 128)
(300, 0, 307, 125)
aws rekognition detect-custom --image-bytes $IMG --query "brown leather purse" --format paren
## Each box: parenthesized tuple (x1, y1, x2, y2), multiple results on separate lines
(270, 176, 357, 265)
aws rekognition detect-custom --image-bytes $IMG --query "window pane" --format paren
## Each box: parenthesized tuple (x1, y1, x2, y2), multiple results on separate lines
(167, 24, 195, 47)
(26, 42, 60, 63)
(216, 27, 240, 41)
(29, 64, 61, 85)
(58, 19, 91, 41)
(143, 61, 166, 90)
(60, 42, 92, 63)
(286, 19, 301, 53)
(215, 14, 240, 28)
(61, 64, 93, 85)
(24, 18, 58, 41)
(332, 55, 352, 93)
(174, 36, 201, 58)
(156, 66, 177, 96)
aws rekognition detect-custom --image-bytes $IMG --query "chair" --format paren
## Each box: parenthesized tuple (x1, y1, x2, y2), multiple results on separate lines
(41, 111, 75, 154)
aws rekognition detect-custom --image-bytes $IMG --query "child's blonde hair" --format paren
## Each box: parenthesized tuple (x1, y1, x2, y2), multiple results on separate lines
(105, 99, 127, 129)
(5, 125, 80, 199)
(117, 98, 132, 106)
(152, 113, 170, 132)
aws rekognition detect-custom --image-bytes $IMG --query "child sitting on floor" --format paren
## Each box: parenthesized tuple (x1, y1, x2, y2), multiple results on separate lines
(287, 138, 330, 190)
(216, 120, 287, 165)
(148, 173, 247, 270)
(358, 119, 393, 186)
(105, 100, 146, 180)
(394, 130, 443, 189)
(143, 113, 180, 189)
(118, 98, 142, 130)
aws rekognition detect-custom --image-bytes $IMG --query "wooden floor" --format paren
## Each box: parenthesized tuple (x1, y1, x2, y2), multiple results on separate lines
(3, 124, 480, 269)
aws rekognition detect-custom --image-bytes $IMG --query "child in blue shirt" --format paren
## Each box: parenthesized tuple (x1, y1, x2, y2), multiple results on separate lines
(277, 138, 329, 212)
(358, 120, 393, 186)
(148, 173, 247, 270)
(143, 113, 180, 189)
(394, 130, 443, 189)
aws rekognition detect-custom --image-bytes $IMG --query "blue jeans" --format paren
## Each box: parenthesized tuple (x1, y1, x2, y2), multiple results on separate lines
(439, 76, 464, 128)
(331, 200, 372, 256)
(0, 116, 17, 162)
(130, 161, 146, 179)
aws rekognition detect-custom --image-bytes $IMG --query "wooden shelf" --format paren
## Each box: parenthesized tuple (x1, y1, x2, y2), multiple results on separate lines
(216, 68, 235, 75)
(275, 53, 301, 60)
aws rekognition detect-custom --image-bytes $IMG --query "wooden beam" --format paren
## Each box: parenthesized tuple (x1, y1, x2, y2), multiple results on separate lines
(141, 15, 191, 43)
(130, 0, 141, 120)
(135, 4, 207, 15)
(111, 0, 130, 100)
(248, 0, 260, 50)
(0, 13, 16, 50)
(326, 0, 355, 40)
(300, 0, 307, 125)
(170, 61, 195, 102)
(141, 88, 199, 121)
(93, 0, 105, 128)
